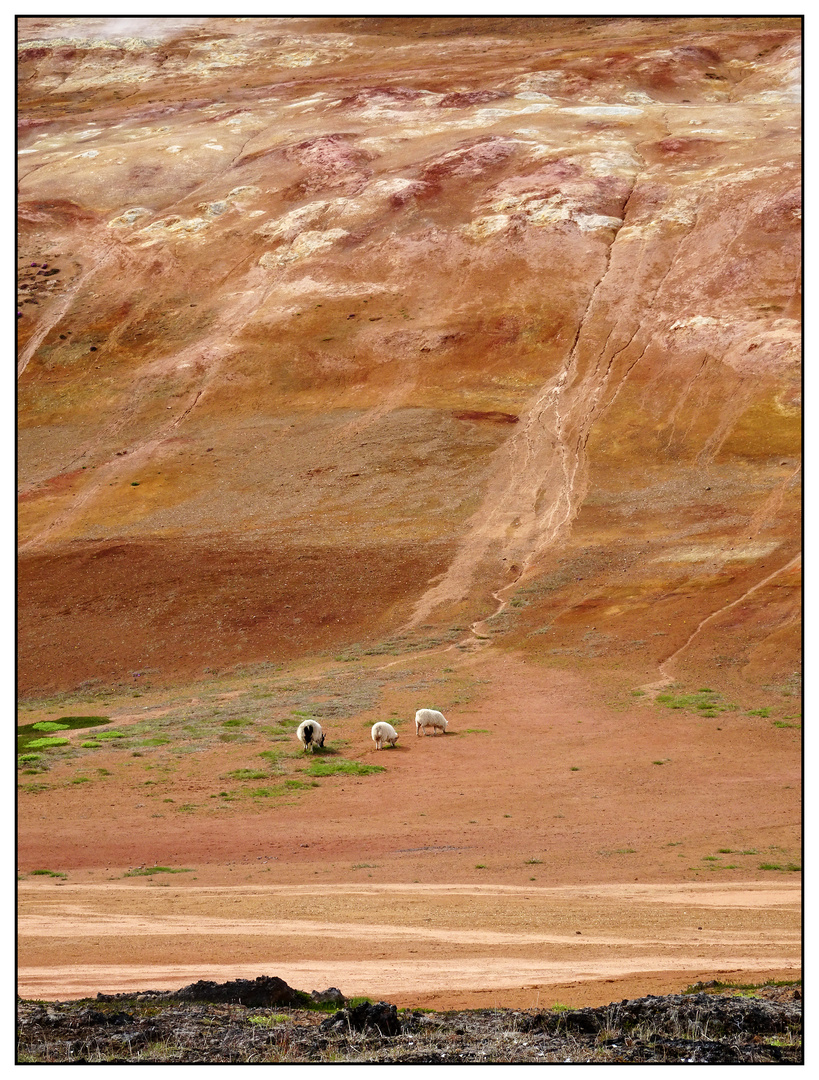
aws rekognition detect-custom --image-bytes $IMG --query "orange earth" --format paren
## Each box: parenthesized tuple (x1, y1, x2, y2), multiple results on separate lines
(17, 651, 801, 1009)
(17, 15, 801, 1011)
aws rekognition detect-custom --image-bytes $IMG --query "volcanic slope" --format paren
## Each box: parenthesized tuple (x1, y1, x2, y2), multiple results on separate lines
(17, 16, 801, 1009)
(18, 15, 800, 698)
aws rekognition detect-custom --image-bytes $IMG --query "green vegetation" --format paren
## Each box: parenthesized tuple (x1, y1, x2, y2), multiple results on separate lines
(655, 687, 738, 717)
(16, 663, 454, 814)
(335, 627, 465, 661)
(246, 786, 295, 799)
(56, 716, 109, 724)
(690, 845, 799, 872)
(684, 978, 801, 996)
(305, 760, 385, 777)
(258, 749, 288, 767)
(18, 715, 111, 754)
(28, 868, 67, 878)
(124, 866, 193, 877)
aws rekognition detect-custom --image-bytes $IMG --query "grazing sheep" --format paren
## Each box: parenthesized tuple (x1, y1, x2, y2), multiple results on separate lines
(415, 709, 448, 737)
(296, 719, 325, 752)
(371, 721, 399, 750)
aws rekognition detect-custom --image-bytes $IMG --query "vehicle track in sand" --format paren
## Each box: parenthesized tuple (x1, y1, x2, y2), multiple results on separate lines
(18, 881, 800, 1008)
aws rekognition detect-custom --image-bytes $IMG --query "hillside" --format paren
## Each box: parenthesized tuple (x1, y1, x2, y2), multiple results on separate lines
(18, 15, 800, 697)
(17, 16, 801, 1012)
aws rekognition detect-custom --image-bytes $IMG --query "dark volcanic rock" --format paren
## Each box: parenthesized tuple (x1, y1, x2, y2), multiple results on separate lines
(520, 991, 802, 1040)
(169, 976, 310, 1008)
(311, 987, 346, 1006)
(17, 988, 801, 1064)
(320, 1000, 402, 1037)
(96, 975, 310, 1008)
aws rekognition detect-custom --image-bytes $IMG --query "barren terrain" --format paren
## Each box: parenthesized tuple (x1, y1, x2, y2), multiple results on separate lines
(18, 651, 800, 1009)
(17, 15, 800, 1014)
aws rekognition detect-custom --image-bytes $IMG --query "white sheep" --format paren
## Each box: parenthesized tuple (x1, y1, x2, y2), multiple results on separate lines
(371, 721, 399, 750)
(296, 719, 325, 752)
(415, 709, 448, 737)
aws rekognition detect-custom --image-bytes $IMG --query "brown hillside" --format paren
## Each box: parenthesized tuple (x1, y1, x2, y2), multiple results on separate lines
(17, 16, 801, 1010)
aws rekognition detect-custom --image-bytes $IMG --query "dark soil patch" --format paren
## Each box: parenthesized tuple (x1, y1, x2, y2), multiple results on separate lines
(17, 538, 455, 695)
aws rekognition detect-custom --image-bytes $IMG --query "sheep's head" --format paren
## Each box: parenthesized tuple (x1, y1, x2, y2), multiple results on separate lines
(318, 733, 325, 747)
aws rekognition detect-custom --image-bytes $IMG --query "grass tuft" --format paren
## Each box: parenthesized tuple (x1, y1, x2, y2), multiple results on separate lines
(305, 759, 385, 777)
(124, 865, 193, 877)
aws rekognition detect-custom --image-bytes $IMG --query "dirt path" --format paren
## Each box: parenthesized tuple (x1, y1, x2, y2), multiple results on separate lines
(18, 880, 800, 1009)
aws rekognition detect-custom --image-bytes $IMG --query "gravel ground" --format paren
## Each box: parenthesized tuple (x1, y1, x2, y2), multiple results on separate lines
(17, 980, 802, 1064)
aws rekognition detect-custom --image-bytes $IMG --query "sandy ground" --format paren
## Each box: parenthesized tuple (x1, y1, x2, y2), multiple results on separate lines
(17, 652, 801, 1010)
(18, 880, 800, 1011)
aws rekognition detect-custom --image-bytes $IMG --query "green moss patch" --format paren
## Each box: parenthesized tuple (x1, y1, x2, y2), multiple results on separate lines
(18, 715, 111, 753)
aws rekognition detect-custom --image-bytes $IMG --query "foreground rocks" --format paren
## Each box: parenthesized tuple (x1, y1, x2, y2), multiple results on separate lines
(96, 975, 314, 1009)
(17, 983, 802, 1064)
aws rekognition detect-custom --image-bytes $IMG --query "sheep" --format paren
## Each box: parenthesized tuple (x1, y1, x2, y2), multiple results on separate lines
(371, 721, 399, 750)
(415, 708, 448, 737)
(296, 719, 325, 752)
